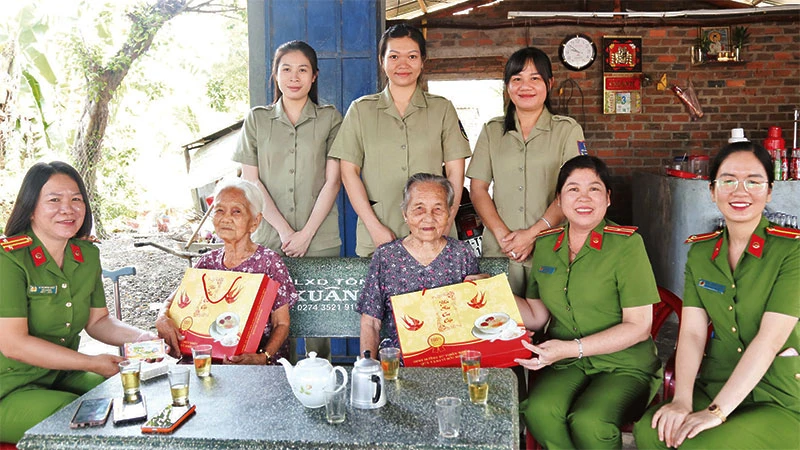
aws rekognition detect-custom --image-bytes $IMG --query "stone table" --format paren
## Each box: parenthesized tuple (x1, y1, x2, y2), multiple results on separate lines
(18, 366, 519, 449)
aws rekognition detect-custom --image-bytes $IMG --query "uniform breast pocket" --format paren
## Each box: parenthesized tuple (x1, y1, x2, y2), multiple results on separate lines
(27, 291, 66, 334)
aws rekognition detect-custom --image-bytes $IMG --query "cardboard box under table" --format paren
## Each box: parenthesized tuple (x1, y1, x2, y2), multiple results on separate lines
(168, 268, 279, 360)
(391, 273, 530, 367)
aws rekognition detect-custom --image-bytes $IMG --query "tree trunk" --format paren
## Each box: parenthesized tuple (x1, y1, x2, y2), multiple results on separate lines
(0, 39, 19, 171)
(71, 0, 189, 236)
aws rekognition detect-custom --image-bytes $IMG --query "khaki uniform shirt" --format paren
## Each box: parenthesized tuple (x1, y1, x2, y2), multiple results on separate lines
(526, 220, 662, 394)
(0, 231, 106, 399)
(684, 217, 800, 411)
(329, 86, 471, 256)
(466, 109, 584, 260)
(233, 100, 343, 254)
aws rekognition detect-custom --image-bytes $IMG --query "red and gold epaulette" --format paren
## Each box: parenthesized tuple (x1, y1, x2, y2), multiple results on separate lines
(536, 226, 565, 238)
(684, 229, 723, 244)
(1, 235, 33, 252)
(603, 225, 637, 237)
(766, 226, 800, 240)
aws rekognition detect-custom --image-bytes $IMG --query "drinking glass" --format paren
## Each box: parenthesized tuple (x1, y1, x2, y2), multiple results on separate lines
(435, 397, 461, 438)
(119, 359, 141, 403)
(168, 366, 190, 406)
(460, 350, 481, 383)
(379, 347, 400, 381)
(467, 368, 489, 405)
(323, 385, 347, 424)
(192, 344, 213, 377)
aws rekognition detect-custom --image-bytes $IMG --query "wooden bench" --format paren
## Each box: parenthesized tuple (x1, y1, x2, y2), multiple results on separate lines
(282, 257, 510, 359)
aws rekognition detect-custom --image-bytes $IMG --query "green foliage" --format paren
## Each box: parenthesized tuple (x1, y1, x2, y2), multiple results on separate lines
(732, 26, 751, 49)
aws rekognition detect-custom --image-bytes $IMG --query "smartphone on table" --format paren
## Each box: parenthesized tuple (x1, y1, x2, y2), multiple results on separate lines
(69, 398, 113, 429)
(112, 395, 148, 425)
(140, 403, 195, 434)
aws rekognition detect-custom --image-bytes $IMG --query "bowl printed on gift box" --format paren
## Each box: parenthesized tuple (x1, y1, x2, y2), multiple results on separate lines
(474, 312, 511, 334)
(215, 312, 240, 333)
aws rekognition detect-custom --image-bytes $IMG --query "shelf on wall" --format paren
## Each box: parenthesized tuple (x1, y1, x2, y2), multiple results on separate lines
(692, 60, 747, 66)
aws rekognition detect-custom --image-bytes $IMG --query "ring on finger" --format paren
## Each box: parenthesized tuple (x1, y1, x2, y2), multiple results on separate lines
(511, 251, 517, 258)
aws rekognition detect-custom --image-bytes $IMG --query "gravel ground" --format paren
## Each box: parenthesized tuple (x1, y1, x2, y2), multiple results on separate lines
(99, 233, 193, 332)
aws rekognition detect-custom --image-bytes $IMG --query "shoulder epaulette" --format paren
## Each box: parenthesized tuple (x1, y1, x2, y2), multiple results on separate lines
(536, 226, 565, 238)
(252, 105, 274, 111)
(684, 229, 723, 244)
(603, 225, 637, 236)
(766, 226, 800, 240)
(1, 235, 33, 252)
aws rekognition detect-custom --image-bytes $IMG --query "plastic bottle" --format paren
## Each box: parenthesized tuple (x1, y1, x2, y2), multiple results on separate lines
(763, 127, 785, 180)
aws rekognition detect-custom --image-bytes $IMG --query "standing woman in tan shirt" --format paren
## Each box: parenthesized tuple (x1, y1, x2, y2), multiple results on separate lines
(330, 24, 471, 257)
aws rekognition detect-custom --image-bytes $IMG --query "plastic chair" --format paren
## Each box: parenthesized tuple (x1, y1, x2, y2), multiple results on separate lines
(524, 286, 683, 449)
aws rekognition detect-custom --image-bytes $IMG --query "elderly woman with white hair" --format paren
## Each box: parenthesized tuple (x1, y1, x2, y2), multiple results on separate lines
(156, 178, 298, 365)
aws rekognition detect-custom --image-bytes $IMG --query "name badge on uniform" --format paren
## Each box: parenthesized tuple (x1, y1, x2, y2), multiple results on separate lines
(29, 285, 58, 294)
(698, 279, 725, 294)
(538, 266, 556, 274)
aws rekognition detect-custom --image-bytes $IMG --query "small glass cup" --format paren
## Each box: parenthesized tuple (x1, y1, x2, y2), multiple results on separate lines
(323, 385, 347, 424)
(435, 397, 461, 438)
(460, 350, 481, 383)
(168, 366, 190, 406)
(192, 344, 213, 377)
(467, 368, 489, 405)
(119, 359, 141, 402)
(379, 347, 401, 381)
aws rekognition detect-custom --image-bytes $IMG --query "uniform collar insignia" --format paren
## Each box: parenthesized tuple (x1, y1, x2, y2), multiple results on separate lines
(70, 243, 84, 263)
(1, 235, 33, 252)
(746, 234, 765, 258)
(589, 230, 603, 251)
(553, 230, 565, 251)
(31, 245, 47, 267)
(711, 237, 723, 261)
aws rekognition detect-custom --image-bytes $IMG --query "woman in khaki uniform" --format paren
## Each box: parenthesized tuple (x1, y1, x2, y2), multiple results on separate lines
(234, 41, 339, 360)
(634, 142, 799, 450)
(467, 47, 585, 296)
(235, 40, 342, 258)
(330, 24, 471, 257)
(0, 162, 157, 443)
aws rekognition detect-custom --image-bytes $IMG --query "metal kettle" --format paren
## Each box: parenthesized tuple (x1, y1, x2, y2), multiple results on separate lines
(350, 350, 386, 409)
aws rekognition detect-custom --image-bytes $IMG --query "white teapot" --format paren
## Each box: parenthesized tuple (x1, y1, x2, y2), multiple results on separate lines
(277, 352, 348, 408)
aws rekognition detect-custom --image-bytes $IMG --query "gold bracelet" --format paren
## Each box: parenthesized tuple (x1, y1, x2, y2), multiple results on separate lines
(264, 351, 273, 365)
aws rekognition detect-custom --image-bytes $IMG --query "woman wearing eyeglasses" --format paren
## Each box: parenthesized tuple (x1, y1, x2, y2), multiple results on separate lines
(634, 142, 799, 449)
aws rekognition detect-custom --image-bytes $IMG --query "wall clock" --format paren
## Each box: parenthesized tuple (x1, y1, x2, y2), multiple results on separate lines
(559, 34, 597, 71)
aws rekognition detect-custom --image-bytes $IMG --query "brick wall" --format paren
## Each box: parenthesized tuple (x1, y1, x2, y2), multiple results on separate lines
(422, 20, 800, 223)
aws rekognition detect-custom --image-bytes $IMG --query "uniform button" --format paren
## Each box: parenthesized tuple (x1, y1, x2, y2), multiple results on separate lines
(289, 188, 294, 193)
(795, 373, 800, 380)
(60, 338, 66, 343)
(563, 287, 567, 292)
(289, 169, 295, 174)
(401, 145, 406, 150)
(401, 166, 406, 171)
(566, 306, 571, 311)
(66, 302, 72, 308)
(731, 284, 735, 288)
(731, 326, 736, 332)
(289, 148, 295, 153)
(573, 327, 577, 331)
(289, 207, 294, 212)
(519, 166, 524, 171)
(62, 283, 68, 288)
(399, 124, 405, 130)
(65, 323, 71, 328)
(519, 207, 524, 212)
(566, 268, 570, 273)
(737, 347, 742, 353)
(289, 131, 295, 136)
(728, 305, 733, 311)
(518, 186, 523, 191)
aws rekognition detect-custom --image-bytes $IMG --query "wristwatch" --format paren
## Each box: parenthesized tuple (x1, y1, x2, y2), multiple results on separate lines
(258, 347, 273, 365)
(707, 404, 727, 422)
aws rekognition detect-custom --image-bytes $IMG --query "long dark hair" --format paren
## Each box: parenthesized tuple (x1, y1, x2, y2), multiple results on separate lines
(5, 161, 93, 238)
(709, 141, 774, 188)
(271, 40, 319, 105)
(503, 47, 555, 134)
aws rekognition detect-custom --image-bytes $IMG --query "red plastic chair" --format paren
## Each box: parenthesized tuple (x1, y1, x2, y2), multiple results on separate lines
(0, 443, 17, 450)
(524, 286, 683, 449)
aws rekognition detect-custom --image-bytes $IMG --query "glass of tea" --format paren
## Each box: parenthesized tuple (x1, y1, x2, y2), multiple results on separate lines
(168, 366, 190, 406)
(467, 368, 489, 405)
(191, 344, 213, 377)
(460, 350, 481, 383)
(379, 347, 401, 381)
(119, 359, 141, 402)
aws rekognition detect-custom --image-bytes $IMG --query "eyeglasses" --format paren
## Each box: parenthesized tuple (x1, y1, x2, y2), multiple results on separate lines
(713, 178, 769, 193)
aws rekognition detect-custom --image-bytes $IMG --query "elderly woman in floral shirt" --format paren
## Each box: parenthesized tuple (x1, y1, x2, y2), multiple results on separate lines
(156, 178, 298, 365)
(358, 173, 481, 358)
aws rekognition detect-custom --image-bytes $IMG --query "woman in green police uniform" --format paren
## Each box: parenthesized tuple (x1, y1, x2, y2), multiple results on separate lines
(515, 155, 661, 449)
(0, 162, 157, 443)
(330, 24, 471, 257)
(634, 142, 799, 450)
(467, 47, 585, 297)
(235, 40, 342, 258)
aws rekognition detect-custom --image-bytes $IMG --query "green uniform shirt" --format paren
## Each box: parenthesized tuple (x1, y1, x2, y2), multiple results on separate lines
(329, 85, 471, 256)
(684, 217, 800, 411)
(526, 220, 661, 393)
(466, 109, 584, 259)
(0, 231, 106, 399)
(233, 100, 343, 254)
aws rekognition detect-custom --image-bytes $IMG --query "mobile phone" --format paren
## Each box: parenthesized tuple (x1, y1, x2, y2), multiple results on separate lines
(140, 403, 195, 434)
(112, 395, 148, 425)
(69, 398, 113, 429)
